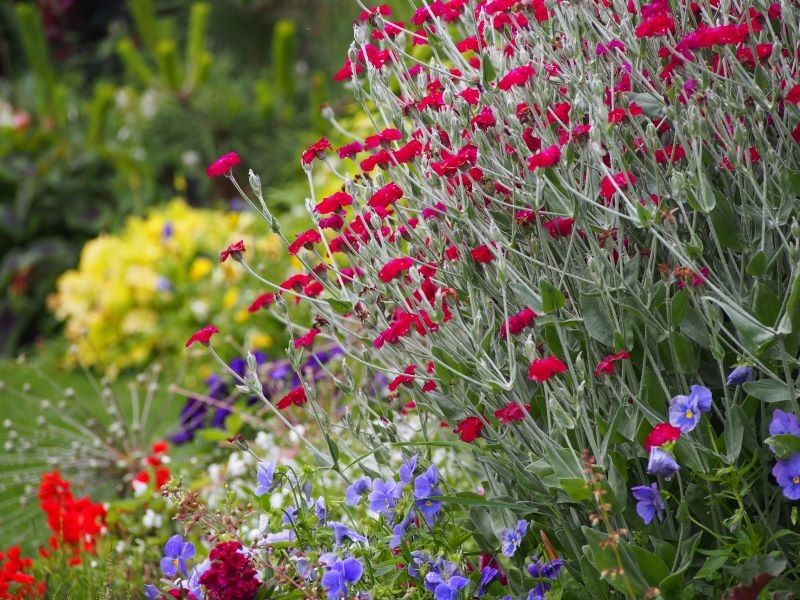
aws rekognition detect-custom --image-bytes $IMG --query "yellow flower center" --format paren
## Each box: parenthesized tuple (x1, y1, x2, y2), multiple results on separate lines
(793, 476, 800, 485)
(425, 500, 432, 507)
(684, 409, 694, 419)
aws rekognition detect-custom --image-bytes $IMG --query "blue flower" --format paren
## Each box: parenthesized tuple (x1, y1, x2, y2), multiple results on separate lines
(414, 465, 443, 525)
(408, 551, 434, 579)
(321, 557, 363, 599)
(433, 575, 469, 600)
(368, 477, 402, 516)
(425, 560, 465, 597)
(772, 454, 800, 500)
(646, 447, 680, 479)
(689, 385, 712, 413)
(400, 454, 418, 484)
(726, 365, 753, 386)
(264, 529, 297, 544)
(345, 476, 372, 506)
(668, 394, 701, 433)
(160, 534, 195, 578)
(527, 558, 563, 598)
(500, 519, 528, 557)
(390, 510, 415, 549)
(313, 496, 327, 524)
(282, 506, 299, 525)
(254, 460, 276, 496)
(478, 565, 499, 597)
(186, 559, 211, 598)
(144, 584, 160, 599)
(327, 521, 367, 545)
(631, 482, 666, 524)
(769, 409, 800, 438)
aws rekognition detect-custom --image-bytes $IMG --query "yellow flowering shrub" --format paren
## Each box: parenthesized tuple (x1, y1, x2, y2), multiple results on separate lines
(48, 198, 289, 376)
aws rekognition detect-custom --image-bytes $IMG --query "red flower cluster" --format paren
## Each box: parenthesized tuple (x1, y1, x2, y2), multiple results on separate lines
(198, 541, 262, 600)
(132, 441, 171, 495)
(38, 471, 106, 563)
(0, 546, 44, 599)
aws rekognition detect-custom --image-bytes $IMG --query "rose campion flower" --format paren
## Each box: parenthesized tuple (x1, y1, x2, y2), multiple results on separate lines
(454, 416, 485, 442)
(643, 423, 681, 452)
(301, 137, 332, 165)
(528, 356, 568, 382)
(185, 325, 219, 348)
(219, 239, 246, 263)
(206, 151, 240, 178)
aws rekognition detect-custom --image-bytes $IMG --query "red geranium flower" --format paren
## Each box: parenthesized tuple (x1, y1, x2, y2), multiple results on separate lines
(220, 240, 245, 263)
(528, 356, 568, 382)
(276, 387, 307, 409)
(206, 152, 240, 178)
(294, 327, 321, 349)
(301, 137, 332, 165)
(643, 423, 682, 452)
(287, 229, 322, 255)
(454, 416, 485, 442)
(499, 307, 537, 339)
(494, 403, 531, 424)
(185, 325, 219, 348)
(248, 293, 276, 313)
(593, 350, 630, 377)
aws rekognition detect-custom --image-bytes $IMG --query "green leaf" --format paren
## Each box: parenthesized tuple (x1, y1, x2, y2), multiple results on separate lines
(671, 290, 689, 325)
(708, 189, 744, 250)
(326, 298, 352, 315)
(743, 380, 798, 403)
(559, 478, 593, 501)
(673, 333, 699, 374)
(436, 494, 533, 513)
(629, 545, 669, 586)
(579, 291, 614, 346)
(540, 279, 565, 313)
(695, 554, 728, 580)
(724, 405, 745, 464)
(746, 250, 768, 277)
(582, 527, 649, 595)
(707, 297, 777, 355)
(659, 571, 686, 600)
(763, 434, 800, 460)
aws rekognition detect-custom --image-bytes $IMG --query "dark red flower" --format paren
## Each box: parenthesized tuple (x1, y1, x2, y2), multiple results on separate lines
(499, 307, 537, 339)
(248, 293, 275, 313)
(185, 325, 219, 348)
(454, 416, 485, 442)
(199, 540, 261, 600)
(654, 145, 686, 164)
(643, 423, 682, 452)
(367, 182, 404, 215)
(315, 191, 353, 214)
(528, 356, 568, 382)
(378, 257, 414, 282)
(287, 229, 322, 255)
(336, 141, 364, 159)
(497, 65, 536, 90)
(220, 240, 245, 263)
(593, 350, 630, 377)
(365, 128, 403, 149)
(786, 85, 800, 105)
(280, 273, 313, 292)
(294, 327, 321, 349)
(494, 403, 531, 424)
(635, 13, 675, 38)
(206, 152, 240, 178)
(543, 217, 575, 238)
(527, 145, 562, 170)
(470, 244, 495, 264)
(276, 387, 307, 409)
(301, 137, 332, 165)
(319, 213, 345, 230)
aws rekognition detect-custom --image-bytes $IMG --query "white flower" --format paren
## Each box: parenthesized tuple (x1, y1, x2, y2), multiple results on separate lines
(142, 508, 163, 529)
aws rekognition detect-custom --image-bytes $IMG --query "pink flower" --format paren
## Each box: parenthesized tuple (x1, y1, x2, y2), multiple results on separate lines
(206, 152, 240, 178)
(287, 229, 322, 255)
(635, 13, 675, 38)
(185, 325, 219, 348)
(593, 351, 630, 377)
(527, 145, 561, 170)
(301, 138, 332, 165)
(528, 356, 568, 382)
(378, 257, 413, 282)
(220, 240, 245, 263)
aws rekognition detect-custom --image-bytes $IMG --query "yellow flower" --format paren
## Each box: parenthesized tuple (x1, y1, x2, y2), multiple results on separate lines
(249, 333, 273, 349)
(190, 257, 214, 281)
(223, 288, 239, 309)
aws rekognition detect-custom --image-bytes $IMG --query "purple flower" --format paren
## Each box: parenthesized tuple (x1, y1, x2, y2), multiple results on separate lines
(478, 565, 499, 597)
(264, 529, 296, 544)
(425, 560, 466, 599)
(689, 385, 712, 412)
(368, 477, 402, 516)
(500, 519, 528, 557)
(160, 534, 195, 577)
(769, 409, 800, 445)
(414, 465, 443, 525)
(668, 394, 701, 433)
(186, 559, 211, 597)
(321, 557, 363, 599)
(327, 521, 367, 545)
(433, 575, 469, 600)
(647, 447, 680, 479)
(527, 558, 563, 598)
(772, 454, 800, 500)
(631, 483, 666, 524)
(400, 454, 418, 484)
(313, 496, 327, 523)
(144, 584, 160, 599)
(390, 511, 414, 549)
(254, 460, 276, 496)
(408, 551, 434, 579)
(726, 365, 753, 386)
(345, 476, 372, 506)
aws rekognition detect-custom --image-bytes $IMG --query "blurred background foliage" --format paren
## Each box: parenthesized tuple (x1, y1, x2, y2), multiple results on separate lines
(0, 0, 363, 357)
